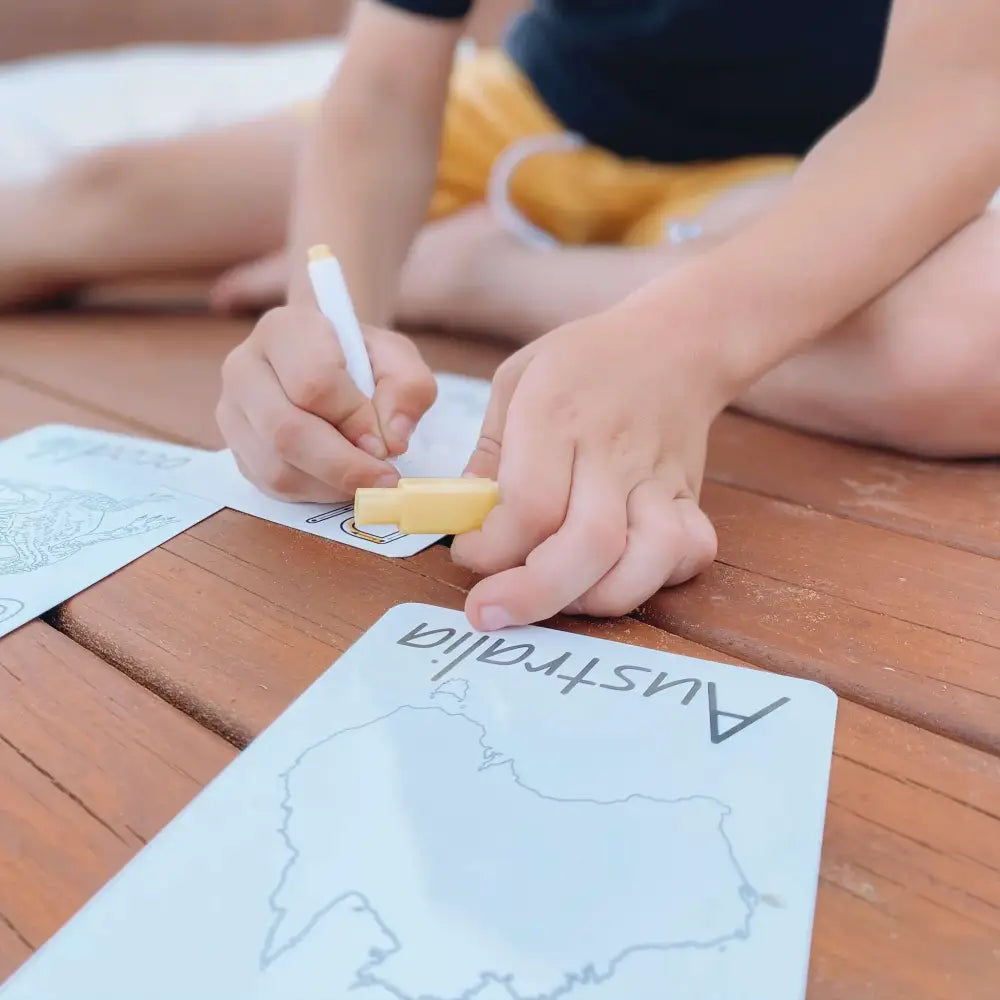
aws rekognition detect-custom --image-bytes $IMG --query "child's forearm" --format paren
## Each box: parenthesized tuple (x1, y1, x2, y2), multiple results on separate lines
(630, 76, 1000, 404)
(630, 0, 1000, 404)
(286, 93, 441, 325)
(284, 1, 462, 325)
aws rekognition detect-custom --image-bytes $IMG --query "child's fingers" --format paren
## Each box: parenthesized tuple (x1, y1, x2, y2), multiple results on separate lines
(451, 408, 573, 576)
(461, 354, 529, 480)
(257, 307, 386, 459)
(215, 397, 334, 502)
(463, 462, 628, 630)
(565, 483, 717, 618)
(233, 346, 397, 496)
(366, 329, 438, 455)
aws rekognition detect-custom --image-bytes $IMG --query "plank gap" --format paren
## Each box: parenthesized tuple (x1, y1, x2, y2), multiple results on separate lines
(44, 606, 251, 750)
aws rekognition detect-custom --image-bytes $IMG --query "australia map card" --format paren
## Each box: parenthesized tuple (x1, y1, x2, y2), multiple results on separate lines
(0, 424, 221, 639)
(169, 372, 491, 558)
(1, 603, 838, 1000)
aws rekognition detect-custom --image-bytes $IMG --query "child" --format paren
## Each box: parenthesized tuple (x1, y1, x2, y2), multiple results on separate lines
(217, 0, 1000, 630)
(21, 3, 1000, 630)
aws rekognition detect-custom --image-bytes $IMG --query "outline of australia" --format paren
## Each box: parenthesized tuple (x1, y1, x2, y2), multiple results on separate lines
(261, 682, 758, 999)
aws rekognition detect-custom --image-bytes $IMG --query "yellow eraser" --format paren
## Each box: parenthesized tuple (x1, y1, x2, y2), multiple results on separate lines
(354, 478, 498, 535)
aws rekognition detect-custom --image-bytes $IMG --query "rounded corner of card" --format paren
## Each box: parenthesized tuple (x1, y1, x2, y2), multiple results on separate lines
(807, 679, 839, 720)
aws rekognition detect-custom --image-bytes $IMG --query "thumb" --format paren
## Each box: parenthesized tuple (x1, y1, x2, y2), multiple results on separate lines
(367, 329, 438, 456)
(463, 356, 528, 480)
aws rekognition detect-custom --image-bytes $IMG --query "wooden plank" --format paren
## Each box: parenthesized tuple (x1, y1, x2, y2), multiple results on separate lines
(48, 516, 1000, 998)
(0, 923, 31, 987)
(0, 313, 242, 447)
(708, 412, 1000, 557)
(618, 482, 1000, 751)
(0, 621, 235, 979)
(0, 375, 136, 439)
(0, 313, 507, 448)
(697, 484, 999, 650)
(643, 561, 1000, 754)
(51, 510, 468, 743)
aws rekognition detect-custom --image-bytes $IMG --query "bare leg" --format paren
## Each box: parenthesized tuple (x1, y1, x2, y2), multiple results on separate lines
(0, 112, 303, 309)
(396, 176, 788, 340)
(396, 189, 1000, 457)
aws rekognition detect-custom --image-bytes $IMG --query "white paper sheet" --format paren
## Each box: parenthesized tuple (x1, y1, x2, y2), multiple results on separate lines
(0, 425, 221, 638)
(170, 372, 491, 558)
(1, 603, 837, 1000)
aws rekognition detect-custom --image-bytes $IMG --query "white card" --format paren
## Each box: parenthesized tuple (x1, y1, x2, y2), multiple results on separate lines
(0, 425, 221, 638)
(2, 604, 837, 999)
(170, 372, 491, 558)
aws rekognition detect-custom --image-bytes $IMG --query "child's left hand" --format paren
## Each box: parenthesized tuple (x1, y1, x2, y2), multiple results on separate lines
(451, 302, 724, 630)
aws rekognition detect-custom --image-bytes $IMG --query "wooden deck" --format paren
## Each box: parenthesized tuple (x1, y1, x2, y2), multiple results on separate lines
(1, 299, 999, 998)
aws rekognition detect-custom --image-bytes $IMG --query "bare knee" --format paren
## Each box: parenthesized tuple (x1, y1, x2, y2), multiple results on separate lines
(870, 239, 1000, 458)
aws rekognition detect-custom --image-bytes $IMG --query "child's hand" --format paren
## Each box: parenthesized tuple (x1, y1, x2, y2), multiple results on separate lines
(216, 305, 437, 501)
(451, 304, 723, 629)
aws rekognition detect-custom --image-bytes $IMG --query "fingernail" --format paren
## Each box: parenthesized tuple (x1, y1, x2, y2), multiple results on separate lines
(478, 605, 512, 631)
(358, 434, 387, 460)
(375, 471, 400, 488)
(388, 414, 415, 444)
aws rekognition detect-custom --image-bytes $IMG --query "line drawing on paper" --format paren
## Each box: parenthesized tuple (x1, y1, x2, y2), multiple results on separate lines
(0, 597, 24, 623)
(0, 479, 178, 575)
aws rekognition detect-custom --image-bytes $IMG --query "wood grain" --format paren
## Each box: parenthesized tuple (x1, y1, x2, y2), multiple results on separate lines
(47, 522, 1000, 999)
(0, 922, 31, 987)
(0, 314, 244, 447)
(0, 375, 134, 438)
(708, 411, 1000, 558)
(643, 562, 1000, 752)
(0, 621, 235, 978)
(0, 313, 507, 449)
(628, 483, 1000, 750)
(699, 483, 999, 645)
(52, 510, 468, 743)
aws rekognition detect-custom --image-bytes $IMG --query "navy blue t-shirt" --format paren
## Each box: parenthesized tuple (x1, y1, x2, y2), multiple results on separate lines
(380, 0, 891, 163)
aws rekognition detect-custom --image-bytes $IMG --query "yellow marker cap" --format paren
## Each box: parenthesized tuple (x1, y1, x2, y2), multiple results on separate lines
(354, 478, 498, 535)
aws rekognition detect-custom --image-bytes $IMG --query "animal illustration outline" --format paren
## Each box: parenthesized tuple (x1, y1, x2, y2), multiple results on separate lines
(0, 479, 179, 575)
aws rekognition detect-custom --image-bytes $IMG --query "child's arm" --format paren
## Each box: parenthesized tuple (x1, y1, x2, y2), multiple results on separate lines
(452, 0, 1000, 630)
(642, 0, 1000, 398)
(217, 1, 471, 502)
(287, 1, 466, 324)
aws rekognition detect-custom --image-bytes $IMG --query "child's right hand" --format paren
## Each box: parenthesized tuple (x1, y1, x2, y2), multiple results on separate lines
(216, 305, 438, 501)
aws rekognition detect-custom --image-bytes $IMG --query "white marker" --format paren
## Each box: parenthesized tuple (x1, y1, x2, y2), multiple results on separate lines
(306, 244, 377, 398)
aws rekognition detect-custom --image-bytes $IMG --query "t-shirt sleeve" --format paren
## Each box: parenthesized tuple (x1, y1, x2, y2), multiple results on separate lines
(376, 0, 474, 19)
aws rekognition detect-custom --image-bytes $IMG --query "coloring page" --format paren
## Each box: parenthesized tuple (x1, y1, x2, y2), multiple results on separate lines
(170, 372, 491, 557)
(0, 425, 220, 638)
